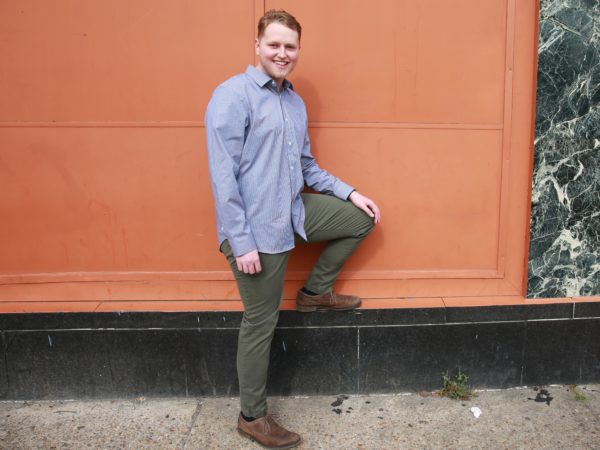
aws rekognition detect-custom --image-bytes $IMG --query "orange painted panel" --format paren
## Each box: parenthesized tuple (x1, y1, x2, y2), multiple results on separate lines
(0, 127, 223, 272)
(0, 125, 500, 274)
(570, 296, 600, 304)
(270, 0, 507, 124)
(0, 0, 254, 122)
(0, 124, 500, 274)
(289, 128, 503, 271)
(443, 296, 576, 307)
(0, 278, 521, 303)
(0, 0, 540, 309)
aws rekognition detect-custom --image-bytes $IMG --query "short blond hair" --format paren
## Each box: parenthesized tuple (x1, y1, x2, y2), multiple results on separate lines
(257, 9, 302, 41)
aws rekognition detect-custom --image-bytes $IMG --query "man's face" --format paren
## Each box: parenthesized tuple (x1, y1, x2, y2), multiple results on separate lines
(255, 22, 300, 86)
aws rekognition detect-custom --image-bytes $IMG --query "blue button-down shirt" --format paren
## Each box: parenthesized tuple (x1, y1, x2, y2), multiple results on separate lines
(205, 66, 354, 256)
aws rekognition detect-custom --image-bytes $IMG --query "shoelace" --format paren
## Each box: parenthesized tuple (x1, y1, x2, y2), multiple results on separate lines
(263, 413, 282, 433)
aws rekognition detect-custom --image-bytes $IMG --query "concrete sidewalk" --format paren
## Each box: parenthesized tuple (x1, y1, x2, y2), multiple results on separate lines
(1, 385, 599, 449)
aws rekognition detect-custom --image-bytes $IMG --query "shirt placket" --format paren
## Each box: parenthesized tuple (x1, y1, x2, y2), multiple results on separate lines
(279, 89, 305, 239)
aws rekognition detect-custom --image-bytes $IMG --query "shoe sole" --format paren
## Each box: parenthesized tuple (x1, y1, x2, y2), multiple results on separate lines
(296, 302, 361, 313)
(237, 427, 301, 449)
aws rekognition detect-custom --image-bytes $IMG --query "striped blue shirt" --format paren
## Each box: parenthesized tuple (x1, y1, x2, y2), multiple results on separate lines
(205, 66, 354, 256)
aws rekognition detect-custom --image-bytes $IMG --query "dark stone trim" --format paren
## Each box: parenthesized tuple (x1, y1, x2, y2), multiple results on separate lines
(574, 301, 600, 319)
(0, 306, 598, 399)
(0, 301, 590, 331)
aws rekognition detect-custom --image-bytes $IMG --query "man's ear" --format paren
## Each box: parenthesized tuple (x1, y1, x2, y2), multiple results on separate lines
(254, 38, 260, 55)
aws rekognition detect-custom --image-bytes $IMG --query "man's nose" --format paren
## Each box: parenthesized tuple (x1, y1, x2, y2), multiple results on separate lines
(277, 46, 286, 58)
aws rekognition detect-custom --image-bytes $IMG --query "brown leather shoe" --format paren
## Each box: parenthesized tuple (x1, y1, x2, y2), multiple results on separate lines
(296, 289, 362, 312)
(237, 413, 301, 449)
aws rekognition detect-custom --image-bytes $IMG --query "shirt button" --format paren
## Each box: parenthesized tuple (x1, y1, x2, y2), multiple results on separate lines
(288, 141, 292, 146)
(290, 166, 294, 170)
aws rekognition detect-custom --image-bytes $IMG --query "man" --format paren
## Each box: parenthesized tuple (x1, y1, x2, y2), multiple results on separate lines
(205, 10, 380, 449)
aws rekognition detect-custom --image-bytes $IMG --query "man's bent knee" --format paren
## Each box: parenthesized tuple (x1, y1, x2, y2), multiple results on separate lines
(348, 203, 376, 237)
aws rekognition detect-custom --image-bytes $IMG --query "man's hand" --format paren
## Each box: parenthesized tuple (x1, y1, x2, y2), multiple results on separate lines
(236, 250, 262, 275)
(349, 191, 381, 224)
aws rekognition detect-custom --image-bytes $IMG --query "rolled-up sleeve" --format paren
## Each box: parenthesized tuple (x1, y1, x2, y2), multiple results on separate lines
(205, 87, 257, 257)
(300, 124, 354, 200)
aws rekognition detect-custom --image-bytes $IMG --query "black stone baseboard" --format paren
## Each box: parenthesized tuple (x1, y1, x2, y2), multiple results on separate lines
(0, 302, 599, 399)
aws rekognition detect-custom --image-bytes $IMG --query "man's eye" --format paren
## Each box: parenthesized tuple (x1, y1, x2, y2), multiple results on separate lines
(269, 44, 278, 48)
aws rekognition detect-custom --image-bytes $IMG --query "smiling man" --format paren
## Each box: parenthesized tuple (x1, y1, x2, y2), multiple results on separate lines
(205, 10, 380, 448)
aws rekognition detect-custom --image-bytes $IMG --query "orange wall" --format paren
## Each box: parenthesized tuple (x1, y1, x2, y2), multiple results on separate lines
(0, 1, 540, 311)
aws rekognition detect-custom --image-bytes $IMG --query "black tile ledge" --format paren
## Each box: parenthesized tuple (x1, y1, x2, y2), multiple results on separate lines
(0, 313, 598, 399)
(445, 303, 573, 323)
(1, 302, 597, 331)
(0, 311, 243, 331)
(574, 301, 600, 319)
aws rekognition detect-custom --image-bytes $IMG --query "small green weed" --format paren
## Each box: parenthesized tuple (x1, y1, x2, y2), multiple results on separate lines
(575, 390, 587, 402)
(438, 371, 475, 400)
(567, 384, 588, 402)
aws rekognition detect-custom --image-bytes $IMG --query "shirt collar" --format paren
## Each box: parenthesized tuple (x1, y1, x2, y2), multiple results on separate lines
(245, 65, 294, 91)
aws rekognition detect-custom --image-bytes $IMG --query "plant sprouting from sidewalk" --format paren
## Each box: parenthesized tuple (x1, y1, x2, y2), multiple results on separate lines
(438, 370, 475, 400)
(567, 384, 588, 402)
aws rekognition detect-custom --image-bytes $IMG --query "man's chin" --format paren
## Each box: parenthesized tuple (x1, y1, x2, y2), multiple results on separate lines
(268, 72, 288, 83)
(271, 65, 292, 76)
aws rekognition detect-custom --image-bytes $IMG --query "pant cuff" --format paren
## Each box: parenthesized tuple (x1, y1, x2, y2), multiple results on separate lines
(303, 283, 332, 296)
(242, 408, 267, 419)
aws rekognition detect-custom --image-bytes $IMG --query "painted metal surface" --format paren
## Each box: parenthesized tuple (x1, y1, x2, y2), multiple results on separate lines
(0, 0, 540, 311)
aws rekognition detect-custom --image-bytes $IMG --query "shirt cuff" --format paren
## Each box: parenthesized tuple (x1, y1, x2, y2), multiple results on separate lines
(229, 234, 258, 258)
(333, 181, 355, 201)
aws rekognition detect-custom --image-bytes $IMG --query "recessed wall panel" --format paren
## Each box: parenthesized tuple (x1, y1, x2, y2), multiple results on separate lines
(0, 0, 255, 122)
(0, 127, 224, 272)
(288, 127, 503, 272)
(269, 0, 507, 124)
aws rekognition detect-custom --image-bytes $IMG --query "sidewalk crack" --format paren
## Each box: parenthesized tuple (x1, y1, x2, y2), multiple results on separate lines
(180, 400, 202, 450)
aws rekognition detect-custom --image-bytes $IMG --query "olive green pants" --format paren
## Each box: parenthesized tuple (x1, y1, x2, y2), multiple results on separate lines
(220, 193, 375, 418)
